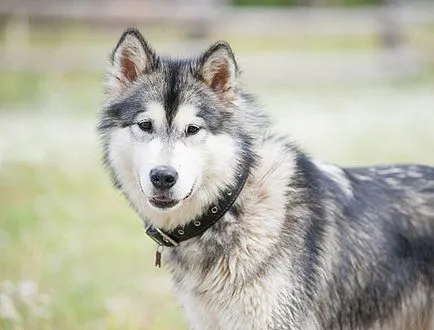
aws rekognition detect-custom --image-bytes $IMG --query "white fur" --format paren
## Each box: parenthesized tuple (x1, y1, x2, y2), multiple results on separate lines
(107, 102, 239, 229)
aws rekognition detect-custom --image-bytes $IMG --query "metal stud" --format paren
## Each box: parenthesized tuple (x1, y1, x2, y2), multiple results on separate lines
(194, 221, 201, 227)
(177, 229, 184, 235)
(227, 190, 232, 196)
(211, 206, 218, 214)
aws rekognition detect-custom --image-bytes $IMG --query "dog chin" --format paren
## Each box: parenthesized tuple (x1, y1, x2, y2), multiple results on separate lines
(148, 197, 180, 210)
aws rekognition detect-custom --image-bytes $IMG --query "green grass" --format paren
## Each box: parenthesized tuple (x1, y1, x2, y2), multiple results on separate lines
(0, 71, 103, 112)
(0, 71, 45, 107)
(0, 163, 187, 330)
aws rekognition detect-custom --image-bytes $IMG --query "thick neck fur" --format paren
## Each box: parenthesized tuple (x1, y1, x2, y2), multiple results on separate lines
(162, 134, 304, 330)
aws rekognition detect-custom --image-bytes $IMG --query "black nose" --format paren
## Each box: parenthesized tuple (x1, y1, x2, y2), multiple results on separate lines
(149, 166, 178, 189)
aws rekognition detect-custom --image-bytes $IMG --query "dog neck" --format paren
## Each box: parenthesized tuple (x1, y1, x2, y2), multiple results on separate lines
(144, 164, 251, 248)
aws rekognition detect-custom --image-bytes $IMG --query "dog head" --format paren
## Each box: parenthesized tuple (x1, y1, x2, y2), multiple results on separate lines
(98, 28, 257, 229)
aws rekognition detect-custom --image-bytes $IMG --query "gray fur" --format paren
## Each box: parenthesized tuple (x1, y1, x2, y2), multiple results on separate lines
(98, 28, 434, 330)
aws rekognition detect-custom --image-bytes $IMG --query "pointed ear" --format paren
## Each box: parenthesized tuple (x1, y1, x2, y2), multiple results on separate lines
(198, 41, 239, 97)
(105, 28, 155, 94)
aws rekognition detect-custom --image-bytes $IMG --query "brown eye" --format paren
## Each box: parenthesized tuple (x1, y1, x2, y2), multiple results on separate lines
(186, 125, 200, 136)
(138, 121, 152, 133)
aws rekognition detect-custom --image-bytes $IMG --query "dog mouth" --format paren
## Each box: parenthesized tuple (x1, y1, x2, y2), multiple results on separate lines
(149, 195, 179, 209)
(147, 181, 198, 210)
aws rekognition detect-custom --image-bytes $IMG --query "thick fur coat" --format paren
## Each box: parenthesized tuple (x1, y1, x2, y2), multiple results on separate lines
(98, 28, 434, 330)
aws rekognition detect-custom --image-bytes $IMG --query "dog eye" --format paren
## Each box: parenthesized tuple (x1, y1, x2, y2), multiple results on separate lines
(186, 125, 201, 136)
(138, 121, 152, 133)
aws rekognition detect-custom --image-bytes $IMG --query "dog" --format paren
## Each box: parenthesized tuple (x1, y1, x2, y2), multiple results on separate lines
(98, 28, 434, 330)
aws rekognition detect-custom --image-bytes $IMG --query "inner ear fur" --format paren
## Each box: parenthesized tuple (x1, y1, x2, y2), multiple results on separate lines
(105, 28, 155, 94)
(198, 41, 239, 96)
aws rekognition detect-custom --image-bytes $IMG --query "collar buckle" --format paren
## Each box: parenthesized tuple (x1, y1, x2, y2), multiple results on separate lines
(145, 225, 179, 247)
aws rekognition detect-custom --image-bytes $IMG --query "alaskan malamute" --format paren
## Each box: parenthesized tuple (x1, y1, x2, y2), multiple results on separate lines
(98, 28, 434, 330)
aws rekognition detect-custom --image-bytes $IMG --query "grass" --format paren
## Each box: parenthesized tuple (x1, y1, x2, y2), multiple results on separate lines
(0, 71, 103, 112)
(0, 163, 187, 330)
(0, 72, 45, 107)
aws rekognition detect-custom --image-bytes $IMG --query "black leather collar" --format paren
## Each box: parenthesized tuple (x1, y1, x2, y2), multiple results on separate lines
(145, 168, 249, 247)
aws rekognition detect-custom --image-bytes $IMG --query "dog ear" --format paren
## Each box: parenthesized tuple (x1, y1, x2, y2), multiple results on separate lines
(198, 41, 239, 97)
(106, 28, 155, 94)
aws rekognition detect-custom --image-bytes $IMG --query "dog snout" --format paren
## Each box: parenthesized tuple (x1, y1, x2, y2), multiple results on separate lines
(150, 166, 178, 190)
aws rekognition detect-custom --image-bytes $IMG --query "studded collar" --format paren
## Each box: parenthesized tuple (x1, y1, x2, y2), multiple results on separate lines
(145, 167, 250, 247)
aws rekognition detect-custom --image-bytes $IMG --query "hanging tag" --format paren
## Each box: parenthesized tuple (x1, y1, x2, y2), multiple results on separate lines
(155, 245, 163, 268)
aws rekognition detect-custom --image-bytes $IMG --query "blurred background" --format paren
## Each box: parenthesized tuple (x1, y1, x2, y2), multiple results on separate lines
(0, 0, 433, 329)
